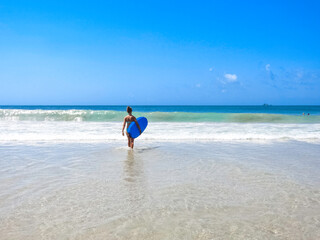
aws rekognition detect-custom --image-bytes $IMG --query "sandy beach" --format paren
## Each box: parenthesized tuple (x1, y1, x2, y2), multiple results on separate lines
(1, 139, 319, 239)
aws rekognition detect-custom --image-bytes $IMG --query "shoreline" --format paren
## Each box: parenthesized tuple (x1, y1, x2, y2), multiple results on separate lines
(1, 140, 319, 239)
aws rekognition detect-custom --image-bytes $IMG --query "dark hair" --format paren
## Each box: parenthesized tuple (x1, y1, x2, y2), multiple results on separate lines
(127, 106, 132, 113)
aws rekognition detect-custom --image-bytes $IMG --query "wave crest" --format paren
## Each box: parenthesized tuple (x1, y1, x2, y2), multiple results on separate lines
(0, 109, 319, 123)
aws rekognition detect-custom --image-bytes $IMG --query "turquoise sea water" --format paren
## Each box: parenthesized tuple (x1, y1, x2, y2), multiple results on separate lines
(1, 105, 319, 142)
(1, 105, 320, 123)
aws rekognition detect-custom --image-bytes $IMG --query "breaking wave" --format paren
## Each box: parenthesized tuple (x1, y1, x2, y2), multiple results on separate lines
(1, 109, 319, 123)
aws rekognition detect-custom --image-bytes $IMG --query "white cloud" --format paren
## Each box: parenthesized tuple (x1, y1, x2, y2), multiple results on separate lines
(196, 83, 201, 88)
(224, 73, 237, 82)
(265, 64, 271, 71)
(296, 71, 303, 79)
(209, 67, 213, 72)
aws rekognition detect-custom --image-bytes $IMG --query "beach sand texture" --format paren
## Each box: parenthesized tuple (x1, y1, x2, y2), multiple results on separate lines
(0, 141, 319, 240)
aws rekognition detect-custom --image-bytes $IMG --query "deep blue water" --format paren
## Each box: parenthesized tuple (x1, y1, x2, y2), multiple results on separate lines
(1, 105, 320, 115)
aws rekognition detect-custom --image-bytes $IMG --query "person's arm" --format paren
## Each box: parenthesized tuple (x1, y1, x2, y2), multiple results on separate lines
(133, 117, 142, 134)
(122, 118, 126, 136)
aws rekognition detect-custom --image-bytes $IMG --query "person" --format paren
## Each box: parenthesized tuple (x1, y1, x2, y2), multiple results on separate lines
(122, 106, 141, 149)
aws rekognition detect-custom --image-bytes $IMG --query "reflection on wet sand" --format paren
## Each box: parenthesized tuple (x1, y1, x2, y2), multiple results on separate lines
(122, 149, 147, 205)
(1, 142, 320, 239)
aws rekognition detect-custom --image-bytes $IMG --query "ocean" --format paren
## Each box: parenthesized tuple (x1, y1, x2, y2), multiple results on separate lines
(0, 105, 319, 239)
(0, 105, 320, 142)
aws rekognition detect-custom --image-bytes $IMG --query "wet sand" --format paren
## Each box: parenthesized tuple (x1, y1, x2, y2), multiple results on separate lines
(0, 140, 319, 239)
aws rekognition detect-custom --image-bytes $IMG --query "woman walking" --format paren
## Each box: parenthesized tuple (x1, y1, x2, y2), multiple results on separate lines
(122, 106, 141, 149)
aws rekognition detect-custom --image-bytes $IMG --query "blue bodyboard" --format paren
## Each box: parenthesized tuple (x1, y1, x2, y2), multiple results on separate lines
(127, 117, 148, 139)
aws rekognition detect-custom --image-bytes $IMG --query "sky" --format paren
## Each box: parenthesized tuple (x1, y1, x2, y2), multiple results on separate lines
(0, 0, 319, 105)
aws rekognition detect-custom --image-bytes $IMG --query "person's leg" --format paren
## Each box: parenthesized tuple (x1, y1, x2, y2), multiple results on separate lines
(126, 132, 130, 147)
(130, 137, 134, 149)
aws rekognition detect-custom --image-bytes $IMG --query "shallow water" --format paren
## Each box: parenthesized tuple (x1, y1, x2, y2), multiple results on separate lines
(1, 121, 320, 142)
(0, 140, 319, 239)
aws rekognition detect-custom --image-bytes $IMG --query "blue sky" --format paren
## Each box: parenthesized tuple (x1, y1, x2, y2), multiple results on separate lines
(0, 0, 319, 105)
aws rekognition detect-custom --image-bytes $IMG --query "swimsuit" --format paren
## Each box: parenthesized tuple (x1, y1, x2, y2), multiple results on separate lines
(126, 121, 133, 133)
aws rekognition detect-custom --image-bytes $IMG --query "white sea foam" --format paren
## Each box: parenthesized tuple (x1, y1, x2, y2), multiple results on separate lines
(0, 121, 319, 143)
(1, 109, 320, 123)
